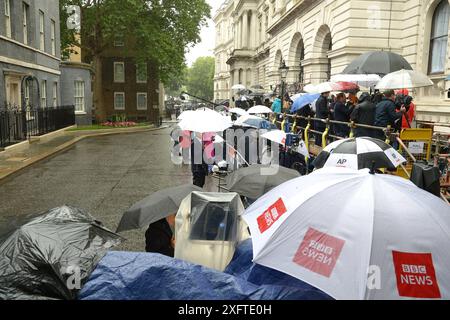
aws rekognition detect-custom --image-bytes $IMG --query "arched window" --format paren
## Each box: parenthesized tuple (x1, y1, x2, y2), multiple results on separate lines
(429, 0, 449, 74)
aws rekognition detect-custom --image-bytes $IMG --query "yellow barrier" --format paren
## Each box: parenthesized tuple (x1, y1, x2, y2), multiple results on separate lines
(396, 128, 433, 178)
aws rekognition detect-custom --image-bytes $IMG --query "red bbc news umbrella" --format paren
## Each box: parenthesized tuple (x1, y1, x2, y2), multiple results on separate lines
(331, 81, 360, 92)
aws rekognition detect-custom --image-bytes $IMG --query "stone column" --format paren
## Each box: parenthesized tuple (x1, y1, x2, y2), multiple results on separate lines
(242, 11, 248, 49)
(251, 12, 257, 49)
(238, 17, 242, 49)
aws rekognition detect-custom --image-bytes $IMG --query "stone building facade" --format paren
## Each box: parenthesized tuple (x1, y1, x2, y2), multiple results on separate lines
(214, 0, 450, 123)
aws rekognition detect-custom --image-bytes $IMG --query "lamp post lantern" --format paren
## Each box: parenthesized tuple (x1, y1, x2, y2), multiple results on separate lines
(279, 60, 289, 112)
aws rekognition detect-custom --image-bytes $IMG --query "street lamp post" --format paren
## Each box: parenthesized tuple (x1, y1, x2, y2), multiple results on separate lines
(279, 60, 289, 113)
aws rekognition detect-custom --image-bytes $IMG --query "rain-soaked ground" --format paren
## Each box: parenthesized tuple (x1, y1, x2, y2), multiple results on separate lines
(0, 126, 215, 251)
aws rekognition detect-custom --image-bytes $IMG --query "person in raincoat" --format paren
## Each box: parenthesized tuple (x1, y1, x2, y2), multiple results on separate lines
(271, 97, 282, 114)
(333, 93, 354, 138)
(350, 92, 376, 138)
(315, 91, 331, 146)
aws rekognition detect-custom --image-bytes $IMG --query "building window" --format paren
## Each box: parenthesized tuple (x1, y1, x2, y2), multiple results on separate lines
(136, 63, 147, 83)
(74, 81, 85, 112)
(23, 3, 29, 45)
(429, 0, 450, 74)
(52, 82, 58, 107)
(114, 92, 125, 110)
(39, 10, 45, 51)
(114, 34, 124, 47)
(51, 20, 56, 55)
(137, 92, 147, 110)
(114, 62, 125, 83)
(5, 0, 11, 38)
(41, 80, 47, 108)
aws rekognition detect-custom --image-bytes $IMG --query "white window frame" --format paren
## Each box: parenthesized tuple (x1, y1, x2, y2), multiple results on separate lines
(136, 63, 147, 83)
(41, 80, 47, 108)
(74, 81, 85, 112)
(23, 3, 28, 45)
(24, 81, 30, 107)
(5, 0, 11, 38)
(114, 62, 125, 83)
(39, 10, 45, 51)
(52, 82, 58, 107)
(51, 19, 56, 56)
(136, 92, 148, 110)
(114, 92, 125, 110)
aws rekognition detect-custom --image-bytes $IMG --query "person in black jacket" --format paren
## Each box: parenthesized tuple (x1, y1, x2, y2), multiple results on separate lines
(333, 93, 354, 138)
(145, 214, 176, 257)
(350, 92, 377, 138)
(315, 91, 330, 146)
(374, 90, 406, 141)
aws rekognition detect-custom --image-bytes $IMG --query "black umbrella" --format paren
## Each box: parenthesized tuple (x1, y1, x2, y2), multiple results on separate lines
(0, 206, 123, 300)
(343, 51, 413, 77)
(116, 184, 203, 233)
(226, 165, 300, 199)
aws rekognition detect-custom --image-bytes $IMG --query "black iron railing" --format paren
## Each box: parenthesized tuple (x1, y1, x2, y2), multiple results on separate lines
(0, 105, 75, 148)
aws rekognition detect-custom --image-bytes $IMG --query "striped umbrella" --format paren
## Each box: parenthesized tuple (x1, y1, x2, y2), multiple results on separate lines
(314, 137, 407, 171)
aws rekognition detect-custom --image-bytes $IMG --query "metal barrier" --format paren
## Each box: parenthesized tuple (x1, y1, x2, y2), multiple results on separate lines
(0, 105, 75, 148)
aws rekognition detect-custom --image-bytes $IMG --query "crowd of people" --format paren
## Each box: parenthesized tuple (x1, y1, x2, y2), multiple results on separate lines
(255, 88, 416, 146)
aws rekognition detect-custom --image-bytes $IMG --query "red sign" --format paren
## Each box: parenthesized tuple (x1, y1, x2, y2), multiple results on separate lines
(392, 251, 441, 299)
(257, 198, 287, 234)
(293, 228, 345, 278)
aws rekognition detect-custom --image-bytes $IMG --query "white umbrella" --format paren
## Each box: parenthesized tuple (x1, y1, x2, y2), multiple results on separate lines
(178, 109, 232, 133)
(242, 167, 450, 300)
(331, 74, 381, 88)
(248, 105, 274, 114)
(306, 82, 334, 94)
(232, 84, 246, 90)
(261, 130, 287, 146)
(229, 108, 248, 116)
(234, 114, 264, 127)
(177, 110, 195, 121)
(376, 69, 434, 90)
(303, 84, 317, 93)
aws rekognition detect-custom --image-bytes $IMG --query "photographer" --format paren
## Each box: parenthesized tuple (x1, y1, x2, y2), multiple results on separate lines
(395, 89, 415, 129)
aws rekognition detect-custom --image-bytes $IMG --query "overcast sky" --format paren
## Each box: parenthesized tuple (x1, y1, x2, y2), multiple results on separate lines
(185, 0, 222, 66)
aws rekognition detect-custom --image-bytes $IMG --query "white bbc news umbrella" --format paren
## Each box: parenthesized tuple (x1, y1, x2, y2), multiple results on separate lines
(262, 130, 287, 146)
(178, 109, 232, 133)
(242, 167, 450, 300)
(376, 69, 434, 90)
(229, 107, 248, 116)
(314, 137, 407, 171)
(308, 82, 334, 94)
(177, 110, 195, 121)
(248, 105, 274, 115)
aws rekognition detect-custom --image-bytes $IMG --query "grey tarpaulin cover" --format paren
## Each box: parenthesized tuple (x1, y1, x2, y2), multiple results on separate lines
(0, 206, 123, 300)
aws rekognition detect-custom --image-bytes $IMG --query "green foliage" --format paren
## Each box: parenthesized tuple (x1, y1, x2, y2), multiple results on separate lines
(186, 56, 215, 101)
(60, 0, 210, 83)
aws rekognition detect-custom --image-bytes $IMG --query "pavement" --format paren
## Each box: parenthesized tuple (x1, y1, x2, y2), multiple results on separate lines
(0, 124, 218, 252)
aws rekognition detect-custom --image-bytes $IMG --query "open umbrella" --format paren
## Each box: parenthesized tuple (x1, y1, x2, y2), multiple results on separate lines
(177, 110, 195, 120)
(303, 84, 317, 93)
(343, 51, 413, 76)
(331, 74, 381, 88)
(261, 130, 287, 146)
(116, 184, 203, 233)
(376, 69, 434, 90)
(234, 115, 276, 130)
(226, 165, 300, 199)
(232, 84, 246, 90)
(178, 109, 232, 133)
(248, 105, 274, 114)
(251, 85, 265, 90)
(229, 107, 248, 117)
(314, 137, 406, 170)
(242, 167, 450, 300)
(291, 93, 320, 113)
(0, 206, 122, 300)
(332, 81, 360, 92)
(311, 82, 335, 94)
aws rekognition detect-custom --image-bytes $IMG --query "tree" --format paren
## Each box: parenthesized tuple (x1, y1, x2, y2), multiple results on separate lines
(165, 64, 188, 98)
(186, 56, 215, 101)
(60, 0, 210, 119)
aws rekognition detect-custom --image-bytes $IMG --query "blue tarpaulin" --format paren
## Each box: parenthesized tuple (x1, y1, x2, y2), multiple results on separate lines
(79, 240, 332, 300)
